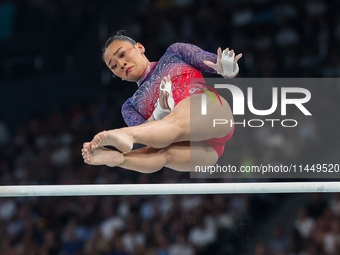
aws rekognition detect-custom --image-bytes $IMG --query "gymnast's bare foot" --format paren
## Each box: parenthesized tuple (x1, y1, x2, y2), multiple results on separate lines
(82, 145, 124, 167)
(89, 129, 133, 153)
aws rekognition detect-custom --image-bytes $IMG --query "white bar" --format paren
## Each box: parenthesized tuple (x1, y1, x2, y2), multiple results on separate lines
(0, 182, 339, 197)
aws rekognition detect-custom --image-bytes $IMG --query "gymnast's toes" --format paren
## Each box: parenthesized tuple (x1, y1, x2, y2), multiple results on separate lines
(90, 131, 105, 149)
(83, 142, 91, 150)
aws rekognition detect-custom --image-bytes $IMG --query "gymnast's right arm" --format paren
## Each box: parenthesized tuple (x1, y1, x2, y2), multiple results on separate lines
(121, 97, 149, 127)
(122, 92, 171, 127)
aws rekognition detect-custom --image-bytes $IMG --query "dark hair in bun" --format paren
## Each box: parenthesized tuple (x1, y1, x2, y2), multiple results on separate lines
(102, 30, 136, 57)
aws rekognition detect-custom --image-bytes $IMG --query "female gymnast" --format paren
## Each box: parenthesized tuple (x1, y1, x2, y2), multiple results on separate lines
(81, 31, 242, 173)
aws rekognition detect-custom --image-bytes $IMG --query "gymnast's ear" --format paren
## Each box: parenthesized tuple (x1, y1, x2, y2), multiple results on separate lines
(135, 43, 145, 54)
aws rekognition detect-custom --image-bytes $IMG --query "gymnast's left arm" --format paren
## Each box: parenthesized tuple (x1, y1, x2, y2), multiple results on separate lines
(166, 43, 242, 78)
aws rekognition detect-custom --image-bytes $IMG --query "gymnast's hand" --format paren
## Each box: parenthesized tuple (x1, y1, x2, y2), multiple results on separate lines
(151, 75, 174, 121)
(159, 76, 172, 110)
(204, 47, 242, 78)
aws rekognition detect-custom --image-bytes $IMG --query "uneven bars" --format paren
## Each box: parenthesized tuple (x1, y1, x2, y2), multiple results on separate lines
(0, 182, 339, 197)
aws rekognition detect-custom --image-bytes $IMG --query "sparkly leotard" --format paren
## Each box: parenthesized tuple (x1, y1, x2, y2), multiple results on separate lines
(121, 43, 234, 157)
(121, 43, 222, 126)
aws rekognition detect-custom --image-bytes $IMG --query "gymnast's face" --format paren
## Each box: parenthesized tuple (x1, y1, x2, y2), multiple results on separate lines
(103, 40, 149, 82)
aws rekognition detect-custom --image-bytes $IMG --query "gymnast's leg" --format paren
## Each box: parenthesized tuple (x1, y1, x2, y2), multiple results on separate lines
(82, 142, 218, 173)
(89, 93, 233, 152)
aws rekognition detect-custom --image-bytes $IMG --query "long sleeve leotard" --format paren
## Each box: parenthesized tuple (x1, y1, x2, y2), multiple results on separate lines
(121, 43, 222, 127)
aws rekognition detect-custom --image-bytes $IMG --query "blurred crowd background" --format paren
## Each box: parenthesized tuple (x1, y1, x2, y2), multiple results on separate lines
(0, 0, 340, 254)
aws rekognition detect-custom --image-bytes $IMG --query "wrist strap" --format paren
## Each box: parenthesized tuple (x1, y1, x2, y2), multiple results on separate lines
(152, 99, 171, 120)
